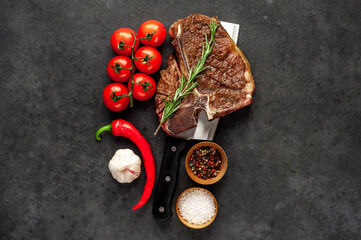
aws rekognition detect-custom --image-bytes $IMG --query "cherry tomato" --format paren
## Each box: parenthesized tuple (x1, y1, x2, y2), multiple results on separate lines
(102, 83, 130, 112)
(107, 56, 134, 83)
(128, 73, 156, 101)
(134, 46, 162, 74)
(110, 28, 139, 56)
(138, 20, 166, 47)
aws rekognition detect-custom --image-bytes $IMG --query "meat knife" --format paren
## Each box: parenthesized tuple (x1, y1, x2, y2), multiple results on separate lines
(152, 21, 240, 221)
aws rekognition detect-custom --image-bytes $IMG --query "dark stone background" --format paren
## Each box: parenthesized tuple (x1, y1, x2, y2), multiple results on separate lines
(1, 0, 360, 239)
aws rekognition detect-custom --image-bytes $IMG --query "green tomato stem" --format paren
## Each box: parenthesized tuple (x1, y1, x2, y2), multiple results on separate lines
(111, 32, 156, 108)
(129, 46, 134, 108)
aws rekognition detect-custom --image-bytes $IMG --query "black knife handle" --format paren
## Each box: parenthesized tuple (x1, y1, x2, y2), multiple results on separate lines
(152, 137, 187, 221)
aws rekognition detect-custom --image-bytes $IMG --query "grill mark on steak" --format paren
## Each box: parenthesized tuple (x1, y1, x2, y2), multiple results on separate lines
(156, 14, 255, 136)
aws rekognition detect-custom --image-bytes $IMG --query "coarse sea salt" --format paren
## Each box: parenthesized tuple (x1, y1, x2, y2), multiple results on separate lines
(178, 189, 216, 225)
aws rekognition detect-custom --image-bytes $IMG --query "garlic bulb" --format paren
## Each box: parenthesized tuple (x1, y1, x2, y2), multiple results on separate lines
(108, 149, 141, 183)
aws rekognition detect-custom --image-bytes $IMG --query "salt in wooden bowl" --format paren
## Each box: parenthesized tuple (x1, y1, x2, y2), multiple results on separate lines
(176, 187, 218, 229)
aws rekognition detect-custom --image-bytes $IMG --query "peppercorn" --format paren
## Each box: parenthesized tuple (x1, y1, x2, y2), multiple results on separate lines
(189, 146, 222, 180)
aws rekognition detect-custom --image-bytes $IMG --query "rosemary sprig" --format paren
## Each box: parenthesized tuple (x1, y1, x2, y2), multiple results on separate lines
(154, 21, 219, 135)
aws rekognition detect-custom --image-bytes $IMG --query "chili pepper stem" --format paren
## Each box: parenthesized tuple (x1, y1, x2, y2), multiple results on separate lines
(95, 124, 112, 141)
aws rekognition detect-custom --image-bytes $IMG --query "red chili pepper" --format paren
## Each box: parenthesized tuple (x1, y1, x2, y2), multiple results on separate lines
(95, 119, 155, 210)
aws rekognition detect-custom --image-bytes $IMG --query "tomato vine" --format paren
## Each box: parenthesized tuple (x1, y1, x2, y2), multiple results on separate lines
(109, 32, 155, 107)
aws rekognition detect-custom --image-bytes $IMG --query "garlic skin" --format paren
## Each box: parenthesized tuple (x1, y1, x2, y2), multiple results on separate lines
(108, 149, 141, 183)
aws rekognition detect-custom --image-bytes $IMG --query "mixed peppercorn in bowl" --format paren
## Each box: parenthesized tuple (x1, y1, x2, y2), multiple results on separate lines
(185, 142, 228, 185)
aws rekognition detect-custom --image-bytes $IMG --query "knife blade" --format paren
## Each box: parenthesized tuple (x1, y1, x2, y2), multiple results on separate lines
(152, 21, 240, 221)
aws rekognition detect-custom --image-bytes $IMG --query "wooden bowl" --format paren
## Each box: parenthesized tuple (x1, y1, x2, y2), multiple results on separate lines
(176, 187, 218, 229)
(185, 141, 227, 185)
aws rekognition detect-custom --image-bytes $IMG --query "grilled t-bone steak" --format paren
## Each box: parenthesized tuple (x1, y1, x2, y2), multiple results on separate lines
(155, 14, 255, 136)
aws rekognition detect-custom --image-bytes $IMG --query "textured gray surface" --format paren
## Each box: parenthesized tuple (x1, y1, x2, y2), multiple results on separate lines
(1, 0, 361, 239)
